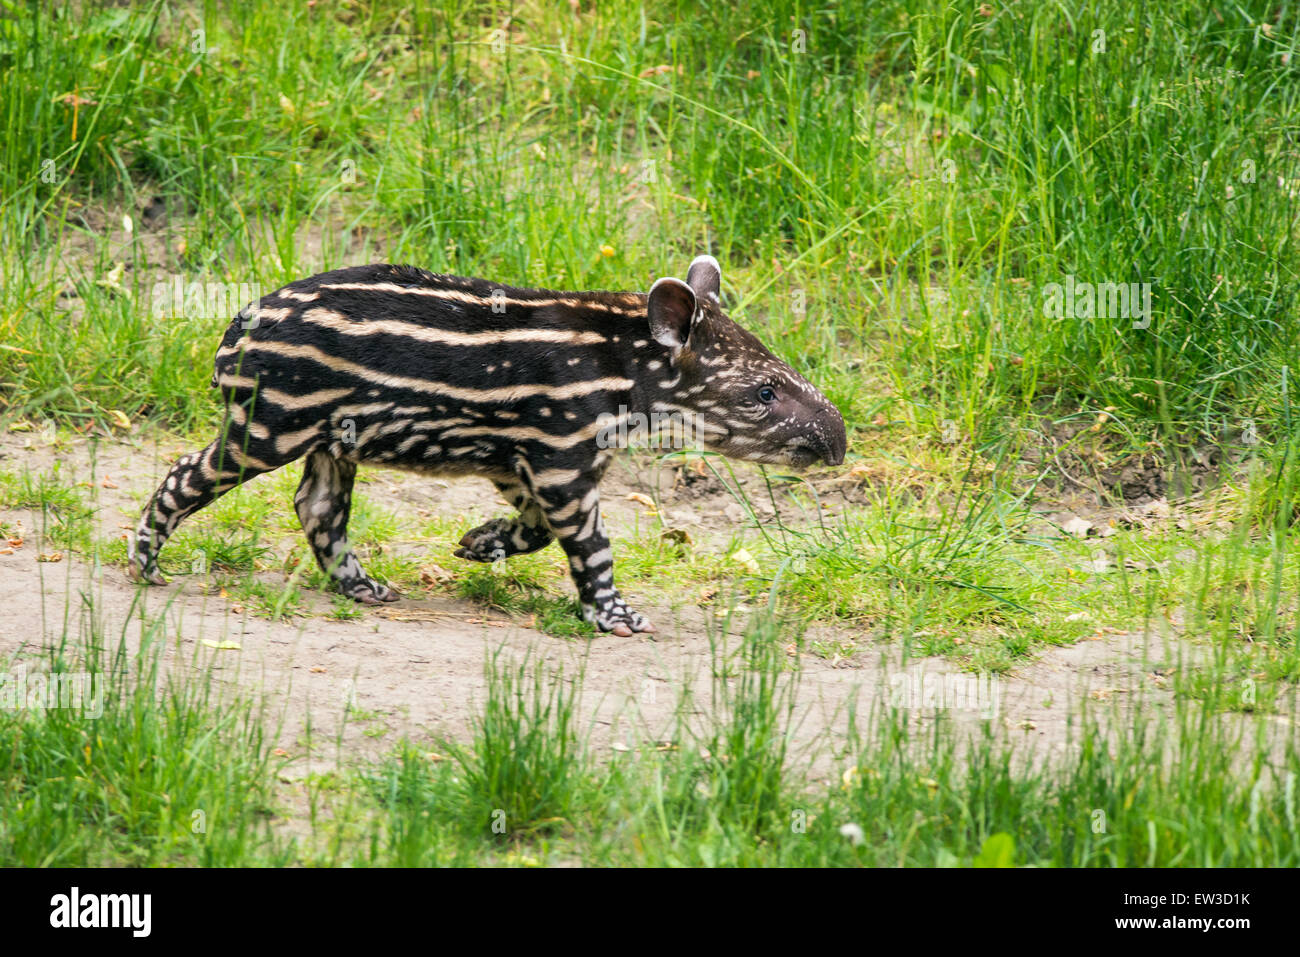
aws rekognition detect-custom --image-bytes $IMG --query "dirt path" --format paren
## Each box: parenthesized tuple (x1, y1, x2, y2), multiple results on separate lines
(0, 429, 1262, 780)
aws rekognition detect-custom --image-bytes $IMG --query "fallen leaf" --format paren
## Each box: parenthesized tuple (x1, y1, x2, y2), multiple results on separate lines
(729, 547, 761, 576)
(200, 639, 242, 650)
(626, 492, 657, 511)
(37, 552, 64, 563)
(419, 563, 454, 586)
(1061, 516, 1094, 538)
(101, 477, 119, 489)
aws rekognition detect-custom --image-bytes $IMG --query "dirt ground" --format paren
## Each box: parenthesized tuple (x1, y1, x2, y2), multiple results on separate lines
(0, 428, 1260, 781)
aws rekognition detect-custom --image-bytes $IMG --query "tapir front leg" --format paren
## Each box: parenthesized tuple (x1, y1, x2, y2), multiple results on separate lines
(538, 477, 652, 637)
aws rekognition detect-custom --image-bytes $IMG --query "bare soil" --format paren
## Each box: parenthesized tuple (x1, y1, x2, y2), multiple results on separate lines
(0, 428, 1261, 780)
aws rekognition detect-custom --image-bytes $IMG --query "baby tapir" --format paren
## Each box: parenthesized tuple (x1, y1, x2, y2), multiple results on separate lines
(129, 256, 847, 636)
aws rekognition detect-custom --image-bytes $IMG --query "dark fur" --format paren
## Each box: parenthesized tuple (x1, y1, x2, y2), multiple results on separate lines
(129, 257, 846, 635)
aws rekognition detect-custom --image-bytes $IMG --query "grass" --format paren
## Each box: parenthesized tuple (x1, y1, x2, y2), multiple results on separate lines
(1, 0, 1298, 867)
(0, 607, 289, 866)
(3, 592, 1297, 867)
(2, 1, 1296, 445)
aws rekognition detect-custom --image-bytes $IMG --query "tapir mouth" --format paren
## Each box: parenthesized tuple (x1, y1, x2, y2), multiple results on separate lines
(789, 431, 845, 468)
(731, 443, 818, 469)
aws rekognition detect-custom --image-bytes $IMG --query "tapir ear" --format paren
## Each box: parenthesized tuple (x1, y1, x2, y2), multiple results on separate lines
(686, 254, 722, 304)
(647, 277, 698, 352)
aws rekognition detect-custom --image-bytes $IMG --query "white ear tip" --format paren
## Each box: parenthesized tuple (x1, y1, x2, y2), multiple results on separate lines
(690, 254, 721, 272)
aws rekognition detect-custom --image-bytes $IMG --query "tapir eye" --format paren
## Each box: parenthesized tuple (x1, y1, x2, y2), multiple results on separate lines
(757, 386, 777, 404)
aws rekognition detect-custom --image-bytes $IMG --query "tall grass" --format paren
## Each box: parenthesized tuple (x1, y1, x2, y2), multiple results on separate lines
(358, 611, 1300, 866)
(0, 577, 1295, 866)
(0, 598, 288, 866)
(1, 0, 1298, 868)
(2, 1, 1295, 447)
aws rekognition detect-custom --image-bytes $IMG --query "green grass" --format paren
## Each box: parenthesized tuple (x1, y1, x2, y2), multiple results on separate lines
(1, 0, 1299, 867)
(0, 612, 289, 866)
(2, 1, 1296, 446)
(5, 591, 1297, 867)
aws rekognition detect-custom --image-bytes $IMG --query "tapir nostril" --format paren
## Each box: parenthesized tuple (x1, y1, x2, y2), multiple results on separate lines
(820, 408, 848, 466)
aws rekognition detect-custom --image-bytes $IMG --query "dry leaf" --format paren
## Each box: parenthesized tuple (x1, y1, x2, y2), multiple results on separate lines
(729, 547, 761, 575)
(1061, 516, 1093, 538)
(37, 552, 64, 563)
(419, 563, 454, 586)
(625, 492, 657, 511)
